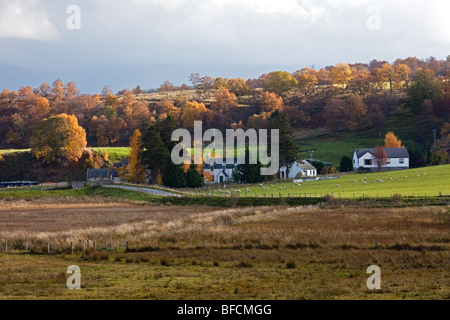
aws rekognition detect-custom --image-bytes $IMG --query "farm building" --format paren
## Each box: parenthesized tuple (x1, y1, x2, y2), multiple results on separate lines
(86, 168, 110, 183)
(352, 148, 410, 172)
(279, 160, 317, 179)
(203, 158, 242, 184)
(109, 170, 121, 183)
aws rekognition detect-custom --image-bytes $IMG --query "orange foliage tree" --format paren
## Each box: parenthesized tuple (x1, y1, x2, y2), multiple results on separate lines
(384, 132, 403, 148)
(211, 89, 238, 112)
(128, 129, 146, 183)
(260, 92, 284, 112)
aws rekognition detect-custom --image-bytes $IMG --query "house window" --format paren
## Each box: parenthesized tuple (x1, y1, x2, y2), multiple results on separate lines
(399, 158, 404, 164)
(364, 159, 372, 166)
(386, 159, 391, 164)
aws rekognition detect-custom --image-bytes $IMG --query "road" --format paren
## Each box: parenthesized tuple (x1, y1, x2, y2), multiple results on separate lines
(102, 184, 180, 197)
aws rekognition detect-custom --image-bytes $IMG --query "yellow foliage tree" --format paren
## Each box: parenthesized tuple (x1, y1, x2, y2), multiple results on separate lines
(31, 113, 87, 164)
(59, 114, 87, 163)
(181, 101, 209, 130)
(128, 129, 146, 183)
(384, 131, 403, 148)
(331, 63, 352, 88)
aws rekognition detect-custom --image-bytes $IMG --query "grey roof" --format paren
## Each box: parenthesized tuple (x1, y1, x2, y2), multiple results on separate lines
(204, 158, 244, 170)
(306, 158, 334, 166)
(354, 148, 409, 158)
(86, 168, 110, 179)
(294, 160, 317, 171)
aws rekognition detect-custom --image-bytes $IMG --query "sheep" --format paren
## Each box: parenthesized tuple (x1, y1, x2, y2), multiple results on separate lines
(270, 184, 274, 187)
(423, 173, 426, 176)
(417, 174, 420, 178)
(404, 176, 407, 178)
(279, 187, 283, 190)
(371, 180, 375, 183)
(377, 179, 383, 182)
(354, 180, 357, 183)
(363, 182, 367, 185)
(389, 178, 393, 181)
(336, 184, 340, 187)
(396, 178, 399, 180)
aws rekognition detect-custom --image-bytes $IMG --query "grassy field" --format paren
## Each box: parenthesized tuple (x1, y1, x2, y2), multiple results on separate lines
(0, 149, 31, 154)
(0, 148, 130, 163)
(88, 147, 130, 163)
(201, 165, 450, 198)
(0, 204, 448, 300)
(297, 133, 381, 166)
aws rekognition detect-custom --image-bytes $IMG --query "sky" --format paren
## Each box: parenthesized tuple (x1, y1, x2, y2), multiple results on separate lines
(0, 0, 449, 93)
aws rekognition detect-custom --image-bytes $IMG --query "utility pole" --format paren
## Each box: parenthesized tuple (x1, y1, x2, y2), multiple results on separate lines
(432, 129, 437, 145)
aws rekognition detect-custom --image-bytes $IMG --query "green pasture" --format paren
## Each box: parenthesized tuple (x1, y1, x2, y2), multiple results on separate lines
(202, 165, 450, 199)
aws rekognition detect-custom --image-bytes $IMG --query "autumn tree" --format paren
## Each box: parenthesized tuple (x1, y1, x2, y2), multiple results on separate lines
(372, 145, 388, 171)
(181, 101, 210, 130)
(262, 71, 297, 96)
(128, 129, 146, 183)
(348, 69, 371, 99)
(247, 112, 270, 129)
(395, 64, 411, 89)
(227, 78, 251, 96)
(384, 132, 403, 148)
(31, 114, 87, 164)
(211, 89, 238, 112)
(155, 100, 181, 121)
(331, 63, 352, 88)
(324, 94, 367, 133)
(158, 80, 175, 92)
(380, 63, 396, 92)
(260, 92, 284, 113)
(317, 68, 332, 88)
(294, 68, 318, 96)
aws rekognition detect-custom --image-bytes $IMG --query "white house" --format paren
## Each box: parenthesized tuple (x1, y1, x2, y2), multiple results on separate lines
(203, 158, 242, 184)
(353, 148, 409, 172)
(279, 160, 317, 179)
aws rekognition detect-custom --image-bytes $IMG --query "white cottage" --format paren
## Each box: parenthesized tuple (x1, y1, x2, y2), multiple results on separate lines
(353, 148, 409, 172)
(279, 160, 317, 179)
(203, 158, 242, 184)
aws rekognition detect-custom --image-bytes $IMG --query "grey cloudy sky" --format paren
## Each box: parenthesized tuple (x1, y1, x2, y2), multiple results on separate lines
(0, 0, 449, 93)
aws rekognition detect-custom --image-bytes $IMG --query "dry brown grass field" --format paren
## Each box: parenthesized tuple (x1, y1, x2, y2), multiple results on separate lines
(0, 199, 448, 300)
